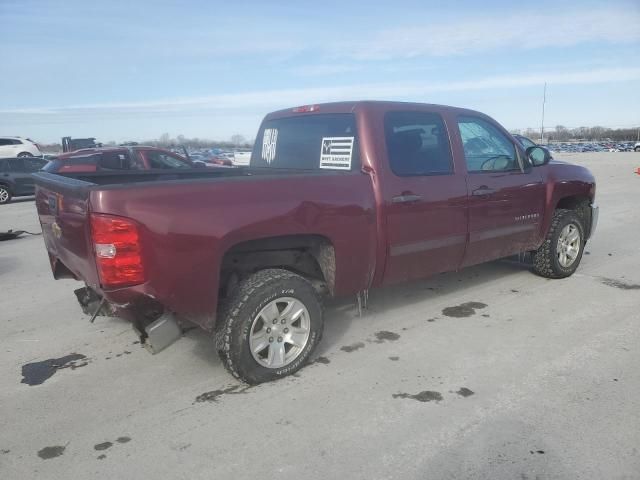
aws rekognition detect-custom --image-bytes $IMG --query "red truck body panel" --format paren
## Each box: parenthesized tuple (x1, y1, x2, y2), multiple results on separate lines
(34, 101, 596, 331)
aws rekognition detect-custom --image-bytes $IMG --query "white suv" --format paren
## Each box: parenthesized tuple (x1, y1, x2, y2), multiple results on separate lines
(0, 137, 42, 157)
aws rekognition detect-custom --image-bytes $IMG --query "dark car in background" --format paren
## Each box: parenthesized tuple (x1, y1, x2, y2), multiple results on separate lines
(0, 157, 48, 204)
(42, 146, 201, 173)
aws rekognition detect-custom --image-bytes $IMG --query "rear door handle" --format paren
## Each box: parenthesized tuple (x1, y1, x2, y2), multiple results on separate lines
(392, 194, 422, 204)
(472, 187, 496, 196)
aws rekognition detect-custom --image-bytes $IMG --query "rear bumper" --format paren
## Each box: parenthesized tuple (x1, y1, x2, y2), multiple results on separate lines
(587, 203, 599, 239)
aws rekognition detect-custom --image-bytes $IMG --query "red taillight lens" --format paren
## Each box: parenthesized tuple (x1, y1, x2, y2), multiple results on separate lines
(90, 214, 144, 288)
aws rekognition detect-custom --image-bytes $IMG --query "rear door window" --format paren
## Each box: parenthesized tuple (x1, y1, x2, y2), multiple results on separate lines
(24, 158, 46, 171)
(251, 114, 359, 171)
(7, 158, 26, 172)
(384, 111, 453, 176)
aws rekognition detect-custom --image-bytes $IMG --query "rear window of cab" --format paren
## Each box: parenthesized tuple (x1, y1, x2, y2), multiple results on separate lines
(251, 114, 359, 171)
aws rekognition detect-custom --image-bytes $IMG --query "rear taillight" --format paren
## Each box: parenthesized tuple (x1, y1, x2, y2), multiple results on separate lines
(90, 214, 145, 288)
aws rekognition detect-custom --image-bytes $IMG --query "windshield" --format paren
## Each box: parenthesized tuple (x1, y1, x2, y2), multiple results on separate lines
(251, 113, 359, 171)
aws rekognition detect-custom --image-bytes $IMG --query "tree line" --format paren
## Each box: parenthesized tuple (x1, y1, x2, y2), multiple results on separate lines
(511, 125, 640, 143)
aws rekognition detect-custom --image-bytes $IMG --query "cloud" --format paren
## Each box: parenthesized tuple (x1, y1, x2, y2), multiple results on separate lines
(342, 9, 640, 60)
(3, 67, 638, 118)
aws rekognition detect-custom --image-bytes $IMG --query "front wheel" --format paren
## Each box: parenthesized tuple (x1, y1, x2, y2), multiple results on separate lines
(215, 269, 324, 384)
(17, 152, 33, 157)
(533, 209, 585, 278)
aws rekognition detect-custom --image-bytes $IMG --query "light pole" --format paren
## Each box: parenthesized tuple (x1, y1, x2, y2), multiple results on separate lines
(540, 82, 547, 144)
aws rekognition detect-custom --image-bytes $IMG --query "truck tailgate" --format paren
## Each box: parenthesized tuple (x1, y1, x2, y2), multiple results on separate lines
(34, 172, 100, 287)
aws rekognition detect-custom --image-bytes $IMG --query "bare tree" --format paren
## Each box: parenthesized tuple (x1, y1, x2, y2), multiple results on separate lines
(231, 134, 246, 147)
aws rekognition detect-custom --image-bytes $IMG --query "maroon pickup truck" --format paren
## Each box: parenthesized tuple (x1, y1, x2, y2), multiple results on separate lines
(34, 101, 598, 384)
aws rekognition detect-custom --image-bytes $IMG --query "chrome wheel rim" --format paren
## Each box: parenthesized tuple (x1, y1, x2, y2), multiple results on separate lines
(249, 297, 311, 369)
(0, 188, 8, 203)
(557, 223, 581, 268)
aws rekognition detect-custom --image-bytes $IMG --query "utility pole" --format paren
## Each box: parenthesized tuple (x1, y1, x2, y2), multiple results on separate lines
(540, 82, 547, 144)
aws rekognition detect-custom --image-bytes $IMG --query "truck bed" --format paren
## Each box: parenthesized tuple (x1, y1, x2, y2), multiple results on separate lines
(34, 168, 377, 330)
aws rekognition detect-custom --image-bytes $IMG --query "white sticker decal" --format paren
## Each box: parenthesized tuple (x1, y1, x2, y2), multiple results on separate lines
(261, 128, 278, 164)
(319, 137, 354, 170)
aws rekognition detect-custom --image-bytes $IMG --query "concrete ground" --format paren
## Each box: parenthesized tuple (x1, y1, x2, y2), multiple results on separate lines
(1, 152, 639, 479)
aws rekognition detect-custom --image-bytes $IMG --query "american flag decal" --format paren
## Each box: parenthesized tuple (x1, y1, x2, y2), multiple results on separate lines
(319, 136, 354, 170)
(261, 128, 278, 164)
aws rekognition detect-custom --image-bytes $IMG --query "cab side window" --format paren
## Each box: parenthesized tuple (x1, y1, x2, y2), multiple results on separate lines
(385, 111, 453, 176)
(458, 116, 518, 173)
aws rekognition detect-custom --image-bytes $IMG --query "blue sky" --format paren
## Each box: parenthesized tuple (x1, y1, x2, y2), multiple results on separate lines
(0, 0, 638, 143)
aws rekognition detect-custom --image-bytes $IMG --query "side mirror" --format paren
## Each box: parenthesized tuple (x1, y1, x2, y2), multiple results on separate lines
(526, 146, 551, 166)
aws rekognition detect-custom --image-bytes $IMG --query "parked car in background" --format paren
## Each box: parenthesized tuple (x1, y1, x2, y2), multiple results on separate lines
(0, 157, 47, 204)
(233, 150, 252, 166)
(635, 142, 640, 152)
(42, 146, 202, 173)
(0, 137, 42, 158)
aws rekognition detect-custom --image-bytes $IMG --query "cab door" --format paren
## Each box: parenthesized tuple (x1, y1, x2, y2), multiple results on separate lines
(380, 110, 468, 285)
(454, 115, 545, 266)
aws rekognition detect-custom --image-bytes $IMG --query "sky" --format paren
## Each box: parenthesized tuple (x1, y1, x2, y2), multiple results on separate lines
(0, 0, 638, 143)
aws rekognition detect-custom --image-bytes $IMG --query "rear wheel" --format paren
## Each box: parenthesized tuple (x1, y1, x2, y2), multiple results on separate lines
(215, 268, 324, 384)
(0, 186, 11, 204)
(17, 152, 33, 157)
(533, 209, 585, 278)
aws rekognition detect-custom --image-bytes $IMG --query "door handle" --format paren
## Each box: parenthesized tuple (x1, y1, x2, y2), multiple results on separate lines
(392, 194, 422, 204)
(472, 186, 496, 196)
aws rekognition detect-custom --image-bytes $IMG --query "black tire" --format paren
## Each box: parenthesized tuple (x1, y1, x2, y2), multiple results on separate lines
(0, 185, 12, 204)
(533, 209, 585, 279)
(17, 152, 33, 157)
(635, 147, 640, 152)
(215, 268, 324, 384)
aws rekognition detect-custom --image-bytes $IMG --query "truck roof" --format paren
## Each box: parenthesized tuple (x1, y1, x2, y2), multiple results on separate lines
(265, 100, 487, 120)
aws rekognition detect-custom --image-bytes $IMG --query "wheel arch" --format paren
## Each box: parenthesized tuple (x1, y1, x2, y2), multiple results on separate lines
(554, 195, 592, 235)
(219, 234, 336, 299)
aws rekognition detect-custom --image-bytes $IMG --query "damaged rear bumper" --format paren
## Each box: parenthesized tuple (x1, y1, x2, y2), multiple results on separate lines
(74, 286, 182, 353)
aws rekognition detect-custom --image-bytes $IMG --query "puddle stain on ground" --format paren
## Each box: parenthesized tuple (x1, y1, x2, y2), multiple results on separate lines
(456, 387, 475, 397)
(600, 278, 640, 290)
(530, 450, 545, 455)
(195, 385, 250, 403)
(388, 356, 400, 361)
(97, 454, 107, 460)
(374, 331, 400, 343)
(37, 445, 66, 459)
(442, 302, 487, 318)
(116, 436, 131, 444)
(313, 356, 330, 364)
(427, 318, 437, 323)
(94, 442, 113, 451)
(21, 354, 88, 386)
(340, 342, 365, 353)
(392, 391, 443, 402)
